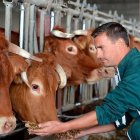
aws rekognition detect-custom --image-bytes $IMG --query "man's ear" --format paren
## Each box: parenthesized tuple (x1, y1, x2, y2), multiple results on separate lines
(116, 38, 126, 48)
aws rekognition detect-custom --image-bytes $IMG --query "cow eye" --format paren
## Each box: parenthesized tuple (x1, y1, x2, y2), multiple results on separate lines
(88, 45, 96, 54)
(68, 47, 73, 51)
(66, 45, 78, 55)
(32, 84, 39, 90)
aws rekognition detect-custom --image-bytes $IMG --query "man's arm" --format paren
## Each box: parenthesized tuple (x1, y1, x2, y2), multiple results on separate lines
(29, 111, 98, 136)
(65, 111, 98, 131)
(75, 123, 116, 139)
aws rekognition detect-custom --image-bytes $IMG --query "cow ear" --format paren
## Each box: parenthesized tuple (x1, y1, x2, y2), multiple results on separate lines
(9, 54, 29, 84)
(0, 33, 9, 52)
(9, 54, 29, 75)
(13, 74, 23, 84)
(73, 37, 86, 50)
(87, 28, 94, 35)
(44, 40, 52, 53)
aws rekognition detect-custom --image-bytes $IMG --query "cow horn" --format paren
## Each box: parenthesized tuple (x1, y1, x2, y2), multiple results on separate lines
(73, 30, 88, 36)
(55, 64, 67, 88)
(21, 71, 31, 88)
(134, 37, 140, 42)
(51, 30, 74, 38)
(8, 43, 43, 62)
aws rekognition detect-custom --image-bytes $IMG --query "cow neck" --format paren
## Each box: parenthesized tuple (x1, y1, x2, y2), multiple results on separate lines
(55, 64, 67, 88)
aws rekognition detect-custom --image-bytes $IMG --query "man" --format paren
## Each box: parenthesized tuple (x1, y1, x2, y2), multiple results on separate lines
(29, 22, 140, 140)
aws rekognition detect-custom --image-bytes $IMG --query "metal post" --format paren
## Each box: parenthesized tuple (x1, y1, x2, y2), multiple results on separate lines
(39, 9, 46, 52)
(66, 12, 72, 33)
(19, 4, 25, 48)
(3, 1, 13, 41)
(50, 11, 55, 31)
(24, 2, 30, 51)
(29, 5, 35, 54)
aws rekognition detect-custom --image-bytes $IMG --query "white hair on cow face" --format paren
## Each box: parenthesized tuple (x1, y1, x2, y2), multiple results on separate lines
(65, 45, 78, 55)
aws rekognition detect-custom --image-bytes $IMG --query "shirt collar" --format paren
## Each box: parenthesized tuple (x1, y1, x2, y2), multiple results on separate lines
(118, 48, 138, 78)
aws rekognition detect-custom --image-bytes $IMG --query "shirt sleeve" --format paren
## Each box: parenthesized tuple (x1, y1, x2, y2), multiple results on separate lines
(96, 56, 140, 125)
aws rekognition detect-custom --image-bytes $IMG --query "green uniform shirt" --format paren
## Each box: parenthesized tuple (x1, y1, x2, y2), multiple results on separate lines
(96, 48, 140, 125)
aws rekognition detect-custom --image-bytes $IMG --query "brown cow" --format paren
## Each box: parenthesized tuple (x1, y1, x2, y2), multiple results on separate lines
(0, 33, 29, 134)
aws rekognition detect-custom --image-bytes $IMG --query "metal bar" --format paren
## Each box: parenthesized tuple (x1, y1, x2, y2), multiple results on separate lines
(63, 87, 68, 106)
(84, 19, 91, 29)
(4, 2, 13, 41)
(61, 97, 102, 112)
(24, 2, 30, 51)
(23, 0, 49, 7)
(54, 11, 61, 26)
(56, 89, 63, 111)
(69, 86, 75, 104)
(19, 4, 25, 48)
(29, 5, 35, 54)
(33, 22, 39, 53)
(73, 18, 79, 30)
(66, 12, 72, 33)
(39, 9, 45, 52)
(50, 11, 54, 31)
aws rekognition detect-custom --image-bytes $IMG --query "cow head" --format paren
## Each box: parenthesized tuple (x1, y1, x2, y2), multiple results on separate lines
(10, 53, 61, 123)
(73, 28, 115, 83)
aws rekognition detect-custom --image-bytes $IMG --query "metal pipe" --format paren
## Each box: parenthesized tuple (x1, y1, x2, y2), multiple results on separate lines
(54, 11, 60, 26)
(39, 9, 45, 52)
(61, 97, 102, 112)
(73, 18, 79, 30)
(66, 12, 72, 33)
(3, 2, 13, 41)
(33, 21, 39, 53)
(50, 11, 54, 31)
(24, 2, 30, 51)
(29, 5, 35, 54)
(23, 0, 53, 8)
(19, 4, 25, 48)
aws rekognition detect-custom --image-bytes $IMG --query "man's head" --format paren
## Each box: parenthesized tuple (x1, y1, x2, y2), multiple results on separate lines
(92, 22, 130, 67)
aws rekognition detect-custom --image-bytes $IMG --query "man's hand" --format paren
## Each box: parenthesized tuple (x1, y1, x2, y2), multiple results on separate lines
(28, 121, 65, 136)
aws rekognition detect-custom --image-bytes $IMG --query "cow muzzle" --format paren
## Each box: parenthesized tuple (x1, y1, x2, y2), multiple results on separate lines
(0, 116, 16, 135)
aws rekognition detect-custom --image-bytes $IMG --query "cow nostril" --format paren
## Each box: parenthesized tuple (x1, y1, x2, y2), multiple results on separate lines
(4, 122, 13, 130)
(89, 47, 93, 50)
(105, 69, 108, 74)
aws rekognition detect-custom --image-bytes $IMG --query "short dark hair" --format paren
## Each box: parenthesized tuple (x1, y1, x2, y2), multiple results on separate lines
(92, 22, 129, 46)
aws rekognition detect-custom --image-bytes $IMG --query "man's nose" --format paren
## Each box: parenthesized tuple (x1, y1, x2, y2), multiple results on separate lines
(96, 49, 102, 59)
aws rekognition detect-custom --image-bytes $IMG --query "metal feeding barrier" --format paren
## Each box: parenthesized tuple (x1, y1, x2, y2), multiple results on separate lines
(2, 0, 140, 115)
